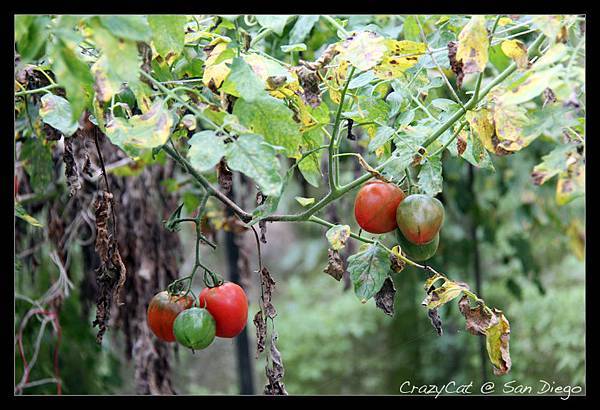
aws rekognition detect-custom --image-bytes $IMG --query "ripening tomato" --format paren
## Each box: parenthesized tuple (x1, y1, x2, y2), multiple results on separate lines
(396, 194, 445, 245)
(147, 291, 194, 342)
(173, 307, 216, 350)
(396, 229, 439, 261)
(354, 181, 406, 234)
(199, 282, 248, 338)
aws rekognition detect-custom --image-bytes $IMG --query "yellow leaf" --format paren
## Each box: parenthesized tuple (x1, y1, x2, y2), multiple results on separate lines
(497, 17, 513, 27)
(323, 57, 349, 104)
(498, 67, 560, 106)
(373, 39, 426, 80)
(456, 15, 489, 74)
(485, 309, 511, 376)
(202, 41, 232, 90)
(325, 224, 351, 250)
(567, 219, 585, 260)
(422, 273, 469, 310)
(466, 109, 496, 153)
(491, 102, 531, 152)
(500, 40, 529, 70)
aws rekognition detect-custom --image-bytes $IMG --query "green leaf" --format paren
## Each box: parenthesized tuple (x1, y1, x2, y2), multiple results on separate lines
(281, 43, 307, 53)
(15, 15, 50, 62)
(105, 99, 174, 158)
(347, 244, 391, 303)
(418, 154, 443, 196)
(325, 224, 351, 251)
(51, 39, 95, 122)
(295, 196, 315, 207)
(21, 138, 53, 194)
(288, 15, 319, 44)
(403, 16, 421, 42)
(233, 96, 302, 156)
(523, 105, 579, 140)
(15, 202, 43, 228)
(187, 131, 227, 172)
(225, 134, 282, 196)
(348, 70, 377, 90)
(531, 144, 578, 185)
(148, 15, 187, 59)
(39, 94, 79, 136)
(221, 57, 267, 101)
(255, 15, 292, 36)
(298, 129, 324, 188)
(164, 203, 185, 232)
(368, 125, 395, 153)
(98, 15, 151, 42)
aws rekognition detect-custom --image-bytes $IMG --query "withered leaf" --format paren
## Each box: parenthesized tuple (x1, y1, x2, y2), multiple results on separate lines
(389, 248, 406, 273)
(264, 332, 288, 395)
(63, 136, 81, 196)
(260, 267, 277, 319)
(427, 308, 443, 336)
(374, 276, 396, 316)
(448, 41, 465, 89)
(253, 310, 266, 358)
(324, 248, 345, 281)
(458, 294, 493, 336)
(217, 158, 233, 193)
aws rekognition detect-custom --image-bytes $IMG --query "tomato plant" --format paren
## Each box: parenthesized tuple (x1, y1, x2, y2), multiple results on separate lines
(354, 181, 406, 234)
(396, 194, 445, 245)
(147, 291, 194, 342)
(173, 307, 216, 350)
(199, 282, 248, 338)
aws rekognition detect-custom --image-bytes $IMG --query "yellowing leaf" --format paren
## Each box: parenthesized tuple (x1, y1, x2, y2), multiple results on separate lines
(202, 40, 232, 90)
(556, 159, 585, 206)
(323, 56, 349, 104)
(466, 109, 496, 153)
(498, 67, 560, 106)
(497, 17, 513, 27)
(325, 224, 351, 250)
(485, 309, 511, 376)
(373, 39, 426, 80)
(567, 219, 586, 260)
(456, 15, 489, 74)
(243, 53, 301, 99)
(422, 273, 469, 310)
(501, 40, 529, 70)
(532, 15, 565, 43)
(336, 31, 387, 71)
(492, 101, 532, 152)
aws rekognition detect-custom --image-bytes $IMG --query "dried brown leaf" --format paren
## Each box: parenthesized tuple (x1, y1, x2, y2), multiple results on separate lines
(253, 310, 266, 358)
(260, 267, 277, 319)
(324, 248, 345, 281)
(264, 332, 288, 395)
(217, 158, 233, 193)
(374, 277, 396, 316)
(448, 41, 465, 89)
(427, 308, 443, 336)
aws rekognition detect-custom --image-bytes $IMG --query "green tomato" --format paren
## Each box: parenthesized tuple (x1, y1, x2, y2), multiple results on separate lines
(395, 228, 439, 262)
(173, 307, 216, 350)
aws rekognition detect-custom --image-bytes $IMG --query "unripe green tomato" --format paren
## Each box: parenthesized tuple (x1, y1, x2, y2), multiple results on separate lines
(395, 229, 439, 261)
(173, 307, 216, 350)
(396, 194, 445, 245)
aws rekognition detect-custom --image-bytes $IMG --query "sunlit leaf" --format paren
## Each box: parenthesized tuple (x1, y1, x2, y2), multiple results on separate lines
(500, 40, 528, 71)
(498, 67, 561, 106)
(373, 39, 427, 79)
(148, 15, 187, 59)
(337, 31, 387, 71)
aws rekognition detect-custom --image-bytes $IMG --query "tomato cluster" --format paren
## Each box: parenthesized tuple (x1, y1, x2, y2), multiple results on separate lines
(147, 281, 248, 350)
(354, 182, 445, 261)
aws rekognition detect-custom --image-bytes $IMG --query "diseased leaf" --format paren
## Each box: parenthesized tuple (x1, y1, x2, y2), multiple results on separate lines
(422, 273, 469, 310)
(427, 309, 443, 336)
(456, 15, 489, 74)
(39, 94, 79, 136)
(418, 155, 443, 196)
(233, 96, 302, 156)
(202, 40, 233, 90)
(324, 249, 345, 281)
(325, 224, 351, 250)
(337, 31, 387, 71)
(466, 109, 496, 153)
(148, 15, 187, 59)
(556, 158, 585, 206)
(187, 131, 227, 172)
(373, 39, 427, 79)
(225, 134, 282, 196)
(485, 309, 512, 376)
(531, 144, 578, 185)
(374, 277, 396, 316)
(21, 138, 53, 194)
(500, 40, 529, 70)
(347, 244, 391, 303)
(105, 99, 174, 158)
(498, 67, 561, 106)
(491, 100, 533, 152)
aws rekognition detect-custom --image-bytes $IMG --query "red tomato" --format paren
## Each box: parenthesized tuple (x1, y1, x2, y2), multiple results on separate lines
(147, 291, 194, 342)
(199, 282, 248, 338)
(354, 180, 406, 234)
